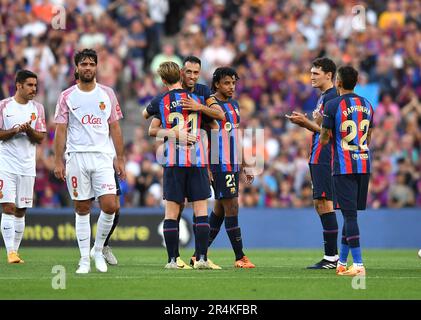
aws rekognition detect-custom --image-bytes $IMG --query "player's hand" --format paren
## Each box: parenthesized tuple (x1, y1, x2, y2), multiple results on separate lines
(177, 129, 198, 145)
(312, 111, 323, 126)
(285, 111, 307, 126)
(115, 157, 126, 180)
(18, 121, 32, 133)
(180, 97, 202, 112)
(241, 167, 254, 185)
(208, 170, 214, 183)
(54, 161, 66, 181)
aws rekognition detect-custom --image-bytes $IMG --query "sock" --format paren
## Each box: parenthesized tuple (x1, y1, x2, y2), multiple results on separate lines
(195, 215, 210, 261)
(75, 213, 91, 259)
(14, 216, 25, 252)
(225, 216, 245, 261)
(104, 212, 119, 247)
(175, 214, 182, 258)
(343, 209, 363, 265)
(320, 212, 338, 259)
(208, 211, 224, 247)
(339, 223, 349, 264)
(1, 213, 15, 254)
(94, 211, 115, 252)
(191, 214, 197, 258)
(163, 219, 178, 263)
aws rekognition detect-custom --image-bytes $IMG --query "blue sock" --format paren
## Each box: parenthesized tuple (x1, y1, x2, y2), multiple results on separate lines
(195, 216, 210, 261)
(163, 219, 178, 263)
(209, 211, 224, 247)
(225, 216, 245, 261)
(343, 209, 363, 265)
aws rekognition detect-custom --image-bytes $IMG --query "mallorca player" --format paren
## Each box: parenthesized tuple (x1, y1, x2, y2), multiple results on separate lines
(53, 49, 125, 274)
(0, 70, 46, 263)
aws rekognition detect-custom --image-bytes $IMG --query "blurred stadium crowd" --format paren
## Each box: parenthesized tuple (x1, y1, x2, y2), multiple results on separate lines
(0, 0, 420, 208)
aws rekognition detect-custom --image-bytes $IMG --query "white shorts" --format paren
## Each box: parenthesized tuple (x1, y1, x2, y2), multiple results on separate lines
(0, 170, 35, 208)
(65, 152, 116, 201)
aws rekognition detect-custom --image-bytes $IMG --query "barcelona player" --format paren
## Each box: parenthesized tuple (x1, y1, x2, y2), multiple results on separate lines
(321, 66, 374, 276)
(143, 61, 212, 269)
(286, 58, 339, 269)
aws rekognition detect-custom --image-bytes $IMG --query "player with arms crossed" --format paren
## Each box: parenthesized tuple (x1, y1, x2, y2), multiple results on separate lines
(54, 49, 125, 274)
(286, 57, 339, 269)
(143, 61, 213, 269)
(0, 70, 46, 263)
(320, 66, 374, 276)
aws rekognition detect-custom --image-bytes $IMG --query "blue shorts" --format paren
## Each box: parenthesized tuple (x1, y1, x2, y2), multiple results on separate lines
(309, 164, 333, 200)
(163, 167, 211, 203)
(333, 174, 370, 211)
(212, 171, 239, 200)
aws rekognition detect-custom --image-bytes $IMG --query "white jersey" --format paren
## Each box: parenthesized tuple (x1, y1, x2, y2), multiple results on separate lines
(0, 97, 47, 176)
(54, 83, 123, 154)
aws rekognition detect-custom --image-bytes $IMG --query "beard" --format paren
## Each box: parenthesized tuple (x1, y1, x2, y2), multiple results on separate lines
(79, 72, 95, 83)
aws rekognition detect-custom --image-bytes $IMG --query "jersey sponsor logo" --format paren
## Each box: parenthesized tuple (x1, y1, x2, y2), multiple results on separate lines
(99, 101, 106, 111)
(31, 112, 36, 121)
(81, 114, 102, 125)
(352, 153, 369, 160)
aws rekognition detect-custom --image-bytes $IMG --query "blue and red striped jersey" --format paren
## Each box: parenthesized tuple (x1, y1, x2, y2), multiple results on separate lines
(309, 87, 338, 165)
(146, 89, 207, 167)
(209, 98, 241, 173)
(323, 93, 374, 175)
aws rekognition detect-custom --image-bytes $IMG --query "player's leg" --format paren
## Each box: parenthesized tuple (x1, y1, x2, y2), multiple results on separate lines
(334, 175, 365, 276)
(12, 174, 36, 262)
(307, 164, 338, 269)
(0, 171, 23, 263)
(91, 153, 119, 272)
(66, 153, 94, 273)
(174, 201, 191, 268)
(164, 200, 181, 268)
(102, 172, 121, 265)
(162, 167, 187, 269)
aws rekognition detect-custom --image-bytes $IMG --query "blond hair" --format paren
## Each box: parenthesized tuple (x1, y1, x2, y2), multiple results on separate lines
(157, 61, 181, 85)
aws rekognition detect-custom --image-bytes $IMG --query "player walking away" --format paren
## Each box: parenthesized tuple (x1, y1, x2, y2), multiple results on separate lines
(189, 67, 256, 268)
(0, 70, 46, 263)
(145, 56, 223, 269)
(321, 66, 374, 276)
(286, 57, 339, 269)
(53, 49, 125, 274)
(74, 70, 120, 266)
(143, 61, 212, 269)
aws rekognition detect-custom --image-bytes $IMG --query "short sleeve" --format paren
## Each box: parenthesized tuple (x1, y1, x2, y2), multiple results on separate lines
(54, 92, 69, 124)
(322, 100, 336, 130)
(0, 100, 5, 130)
(146, 97, 160, 117)
(106, 87, 123, 124)
(35, 102, 47, 132)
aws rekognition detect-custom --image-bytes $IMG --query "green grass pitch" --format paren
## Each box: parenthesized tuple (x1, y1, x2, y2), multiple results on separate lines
(0, 248, 420, 300)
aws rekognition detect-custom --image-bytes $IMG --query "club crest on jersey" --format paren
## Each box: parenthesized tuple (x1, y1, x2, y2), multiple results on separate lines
(0, 191, 3, 199)
(99, 101, 106, 111)
(73, 189, 78, 198)
(31, 113, 36, 121)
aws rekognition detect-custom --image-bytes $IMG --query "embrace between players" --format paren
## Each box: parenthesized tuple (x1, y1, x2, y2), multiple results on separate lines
(0, 49, 374, 277)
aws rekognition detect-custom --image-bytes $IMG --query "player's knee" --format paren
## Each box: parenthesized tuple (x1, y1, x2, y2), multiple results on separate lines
(224, 199, 239, 216)
(2, 203, 16, 214)
(102, 202, 118, 214)
(315, 199, 333, 214)
(75, 201, 91, 214)
(15, 208, 26, 218)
